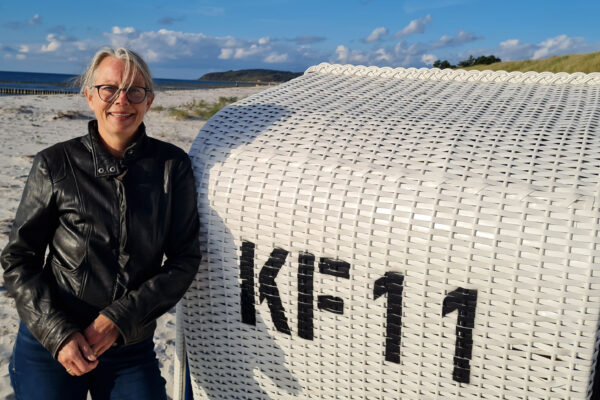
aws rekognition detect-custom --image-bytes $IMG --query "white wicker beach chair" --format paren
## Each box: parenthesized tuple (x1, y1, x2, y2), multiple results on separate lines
(175, 63, 600, 399)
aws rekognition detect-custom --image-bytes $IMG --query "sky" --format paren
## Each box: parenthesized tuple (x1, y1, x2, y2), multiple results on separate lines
(0, 0, 598, 80)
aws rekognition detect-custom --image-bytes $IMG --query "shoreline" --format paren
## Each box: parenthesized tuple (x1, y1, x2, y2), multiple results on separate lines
(0, 84, 271, 97)
(0, 85, 268, 399)
(0, 69, 275, 97)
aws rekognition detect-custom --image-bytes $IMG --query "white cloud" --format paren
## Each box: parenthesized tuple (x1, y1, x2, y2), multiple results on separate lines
(500, 39, 520, 48)
(495, 38, 535, 61)
(364, 27, 388, 43)
(335, 40, 427, 67)
(335, 45, 368, 64)
(432, 30, 481, 49)
(492, 35, 595, 62)
(104, 27, 285, 65)
(156, 30, 178, 46)
(336, 45, 349, 62)
(73, 41, 88, 51)
(28, 14, 42, 26)
(41, 40, 61, 52)
(395, 40, 427, 56)
(421, 53, 437, 65)
(15, 24, 597, 76)
(533, 34, 586, 59)
(234, 44, 262, 59)
(351, 52, 369, 63)
(112, 26, 136, 35)
(105, 28, 218, 62)
(38, 32, 78, 53)
(374, 48, 392, 62)
(224, 38, 241, 47)
(395, 15, 432, 38)
(264, 53, 288, 63)
(16, 54, 26, 60)
(144, 49, 160, 62)
(219, 48, 234, 60)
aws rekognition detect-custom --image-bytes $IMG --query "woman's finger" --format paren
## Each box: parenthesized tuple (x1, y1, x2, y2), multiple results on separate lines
(58, 332, 98, 375)
(76, 334, 97, 362)
(91, 337, 115, 358)
(86, 317, 119, 358)
(92, 344, 109, 358)
(66, 363, 83, 376)
(69, 350, 98, 375)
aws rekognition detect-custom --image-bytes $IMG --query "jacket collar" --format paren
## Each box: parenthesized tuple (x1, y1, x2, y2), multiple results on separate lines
(85, 120, 148, 178)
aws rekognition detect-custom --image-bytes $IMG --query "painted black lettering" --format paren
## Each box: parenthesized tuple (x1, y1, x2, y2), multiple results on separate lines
(317, 295, 344, 314)
(259, 248, 291, 335)
(316, 257, 350, 317)
(442, 287, 477, 384)
(240, 241, 256, 325)
(298, 252, 315, 340)
(374, 271, 404, 364)
(319, 258, 350, 278)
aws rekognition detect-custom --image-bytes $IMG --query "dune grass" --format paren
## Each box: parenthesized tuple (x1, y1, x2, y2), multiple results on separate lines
(151, 96, 239, 120)
(463, 51, 600, 74)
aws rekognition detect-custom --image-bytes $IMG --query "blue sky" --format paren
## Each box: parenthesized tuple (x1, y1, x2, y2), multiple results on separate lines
(0, 0, 598, 79)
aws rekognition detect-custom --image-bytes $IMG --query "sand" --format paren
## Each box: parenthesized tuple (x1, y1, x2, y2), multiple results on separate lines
(0, 86, 267, 399)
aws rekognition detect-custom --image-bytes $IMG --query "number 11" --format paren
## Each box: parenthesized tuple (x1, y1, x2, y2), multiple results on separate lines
(375, 273, 477, 384)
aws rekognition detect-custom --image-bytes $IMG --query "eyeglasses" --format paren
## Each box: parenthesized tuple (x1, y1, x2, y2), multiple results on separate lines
(93, 85, 151, 104)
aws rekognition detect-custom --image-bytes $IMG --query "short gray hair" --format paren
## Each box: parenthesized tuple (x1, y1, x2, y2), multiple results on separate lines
(79, 47, 154, 95)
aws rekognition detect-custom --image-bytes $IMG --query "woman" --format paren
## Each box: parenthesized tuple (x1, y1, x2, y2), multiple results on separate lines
(1, 48, 201, 399)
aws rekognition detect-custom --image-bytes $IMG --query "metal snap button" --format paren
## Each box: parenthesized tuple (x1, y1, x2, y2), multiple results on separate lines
(109, 166, 116, 172)
(98, 168, 105, 173)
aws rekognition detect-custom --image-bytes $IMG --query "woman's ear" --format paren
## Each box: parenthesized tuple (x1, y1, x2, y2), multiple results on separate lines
(145, 93, 154, 111)
(84, 87, 94, 111)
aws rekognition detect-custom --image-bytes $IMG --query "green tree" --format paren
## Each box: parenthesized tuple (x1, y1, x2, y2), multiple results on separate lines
(457, 55, 476, 68)
(433, 60, 454, 69)
(474, 55, 501, 65)
(457, 54, 501, 68)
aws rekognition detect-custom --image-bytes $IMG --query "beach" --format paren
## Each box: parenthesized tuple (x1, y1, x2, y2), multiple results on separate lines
(0, 86, 267, 399)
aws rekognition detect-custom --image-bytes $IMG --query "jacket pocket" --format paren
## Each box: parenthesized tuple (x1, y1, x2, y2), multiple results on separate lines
(50, 257, 89, 298)
(49, 220, 91, 298)
(51, 215, 92, 272)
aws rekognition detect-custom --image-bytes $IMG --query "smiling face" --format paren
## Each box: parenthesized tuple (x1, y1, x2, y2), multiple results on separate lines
(85, 56, 154, 144)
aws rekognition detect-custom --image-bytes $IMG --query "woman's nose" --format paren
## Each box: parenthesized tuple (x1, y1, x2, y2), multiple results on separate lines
(114, 88, 130, 104)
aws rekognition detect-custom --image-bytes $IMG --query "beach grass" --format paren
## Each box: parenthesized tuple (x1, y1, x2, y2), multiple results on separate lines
(154, 96, 239, 120)
(463, 51, 600, 74)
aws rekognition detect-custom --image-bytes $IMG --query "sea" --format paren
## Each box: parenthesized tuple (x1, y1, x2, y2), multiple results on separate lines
(0, 70, 249, 96)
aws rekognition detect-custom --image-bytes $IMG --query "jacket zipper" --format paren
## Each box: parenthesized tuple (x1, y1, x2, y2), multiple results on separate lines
(111, 170, 129, 301)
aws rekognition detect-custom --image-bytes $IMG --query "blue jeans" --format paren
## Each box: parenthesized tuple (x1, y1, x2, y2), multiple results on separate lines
(9, 322, 167, 400)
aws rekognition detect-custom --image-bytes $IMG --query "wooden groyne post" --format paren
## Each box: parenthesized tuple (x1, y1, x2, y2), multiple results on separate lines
(0, 88, 74, 95)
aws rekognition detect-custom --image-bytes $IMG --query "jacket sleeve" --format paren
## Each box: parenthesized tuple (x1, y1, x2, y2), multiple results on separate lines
(1, 153, 79, 357)
(101, 154, 201, 344)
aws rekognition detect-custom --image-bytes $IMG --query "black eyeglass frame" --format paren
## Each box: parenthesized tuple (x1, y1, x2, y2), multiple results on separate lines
(93, 85, 152, 104)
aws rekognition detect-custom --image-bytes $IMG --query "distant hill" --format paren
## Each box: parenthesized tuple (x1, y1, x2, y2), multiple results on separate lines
(199, 69, 302, 83)
(463, 51, 600, 74)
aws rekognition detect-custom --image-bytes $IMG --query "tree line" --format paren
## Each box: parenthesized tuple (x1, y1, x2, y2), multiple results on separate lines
(433, 55, 501, 69)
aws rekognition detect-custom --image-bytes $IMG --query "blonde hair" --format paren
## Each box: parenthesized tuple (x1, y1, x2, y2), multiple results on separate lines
(79, 47, 154, 95)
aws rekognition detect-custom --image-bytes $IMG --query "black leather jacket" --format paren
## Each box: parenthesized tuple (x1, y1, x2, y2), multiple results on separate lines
(1, 120, 201, 357)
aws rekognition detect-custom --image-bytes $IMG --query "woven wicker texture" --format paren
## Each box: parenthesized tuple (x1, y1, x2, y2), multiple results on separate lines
(178, 63, 600, 399)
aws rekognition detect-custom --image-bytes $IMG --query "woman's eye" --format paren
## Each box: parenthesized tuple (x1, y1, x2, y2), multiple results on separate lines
(103, 86, 118, 94)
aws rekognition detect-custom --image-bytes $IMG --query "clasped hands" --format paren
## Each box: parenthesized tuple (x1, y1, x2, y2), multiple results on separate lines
(57, 314, 120, 376)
